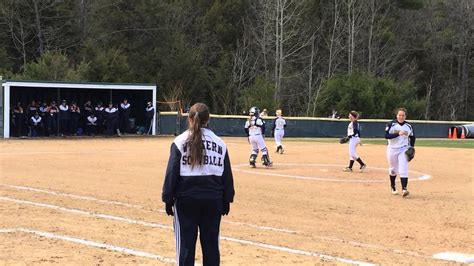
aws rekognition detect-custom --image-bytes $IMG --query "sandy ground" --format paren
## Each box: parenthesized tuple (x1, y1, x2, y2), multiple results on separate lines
(0, 137, 472, 265)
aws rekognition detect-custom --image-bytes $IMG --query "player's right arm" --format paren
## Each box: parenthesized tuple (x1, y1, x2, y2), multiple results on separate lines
(222, 151, 235, 204)
(162, 142, 181, 204)
(244, 120, 250, 136)
(385, 121, 399, 139)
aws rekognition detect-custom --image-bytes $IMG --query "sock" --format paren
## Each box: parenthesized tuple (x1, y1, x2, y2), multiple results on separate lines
(401, 177, 408, 190)
(356, 157, 365, 166)
(348, 160, 354, 169)
(390, 175, 396, 189)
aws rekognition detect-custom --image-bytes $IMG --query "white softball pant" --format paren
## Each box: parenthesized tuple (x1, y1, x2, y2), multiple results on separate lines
(348, 136, 360, 160)
(274, 129, 285, 147)
(249, 135, 268, 155)
(387, 146, 409, 177)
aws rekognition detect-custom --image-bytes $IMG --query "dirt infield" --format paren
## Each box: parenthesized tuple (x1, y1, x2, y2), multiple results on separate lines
(0, 137, 472, 265)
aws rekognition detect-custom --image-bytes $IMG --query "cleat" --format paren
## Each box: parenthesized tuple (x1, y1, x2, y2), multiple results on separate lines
(402, 190, 409, 197)
(342, 167, 352, 172)
(280, 148, 284, 154)
(359, 165, 366, 172)
(249, 154, 257, 168)
(391, 189, 398, 195)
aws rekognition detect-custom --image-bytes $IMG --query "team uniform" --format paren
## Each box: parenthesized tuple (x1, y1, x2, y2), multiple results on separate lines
(94, 104, 105, 134)
(343, 120, 366, 172)
(47, 103, 59, 136)
(119, 101, 131, 133)
(58, 102, 70, 136)
(162, 128, 234, 266)
(244, 108, 272, 167)
(272, 114, 286, 154)
(69, 104, 81, 136)
(385, 120, 415, 196)
(86, 114, 98, 135)
(30, 114, 42, 137)
(145, 104, 155, 135)
(105, 105, 120, 136)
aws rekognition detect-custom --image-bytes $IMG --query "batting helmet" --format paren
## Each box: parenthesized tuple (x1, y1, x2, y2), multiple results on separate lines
(249, 106, 260, 116)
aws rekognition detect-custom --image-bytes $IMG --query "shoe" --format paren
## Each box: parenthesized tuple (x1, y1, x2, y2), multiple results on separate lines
(250, 161, 256, 168)
(402, 190, 409, 197)
(391, 188, 398, 195)
(280, 148, 284, 154)
(342, 167, 353, 172)
(359, 165, 366, 172)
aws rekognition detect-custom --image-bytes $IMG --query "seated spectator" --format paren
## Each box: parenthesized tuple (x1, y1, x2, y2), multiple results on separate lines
(30, 112, 43, 137)
(86, 113, 98, 136)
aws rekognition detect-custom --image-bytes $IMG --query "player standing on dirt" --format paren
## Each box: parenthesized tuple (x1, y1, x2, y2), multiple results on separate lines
(244, 106, 273, 168)
(272, 109, 286, 154)
(385, 108, 416, 197)
(342, 111, 367, 172)
(162, 102, 235, 266)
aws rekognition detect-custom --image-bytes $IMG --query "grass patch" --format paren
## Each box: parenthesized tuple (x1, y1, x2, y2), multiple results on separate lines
(286, 138, 474, 149)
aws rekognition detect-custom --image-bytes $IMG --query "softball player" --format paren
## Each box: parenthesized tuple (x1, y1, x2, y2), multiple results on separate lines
(244, 107, 273, 167)
(343, 111, 367, 172)
(385, 108, 415, 197)
(162, 103, 235, 266)
(272, 109, 286, 154)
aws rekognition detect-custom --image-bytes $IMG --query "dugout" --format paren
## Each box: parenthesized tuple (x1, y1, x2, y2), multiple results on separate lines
(1, 80, 157, 138)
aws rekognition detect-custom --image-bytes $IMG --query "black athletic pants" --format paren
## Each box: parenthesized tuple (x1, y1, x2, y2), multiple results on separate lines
(174, 198, 223, 266)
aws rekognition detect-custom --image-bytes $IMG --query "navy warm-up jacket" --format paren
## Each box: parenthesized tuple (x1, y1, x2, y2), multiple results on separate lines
(162, 128, 235, 205)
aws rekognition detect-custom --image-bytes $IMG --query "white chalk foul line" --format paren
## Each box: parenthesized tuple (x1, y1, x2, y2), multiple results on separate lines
(0, 150, 129, 155)
(0, 196, 373, 265)
(432, 252, 474, 264)
(234, 163, 431, 183)
(0, 184, 296, 234)
(1, 184, 145, 209)
(0, 183, 433, 259)
(0, 227, 176, 264)
(220, 236, 375, 266)
(0, 196, 171, 230)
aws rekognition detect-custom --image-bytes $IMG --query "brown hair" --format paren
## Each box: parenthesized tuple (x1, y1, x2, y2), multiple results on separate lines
(395, 107, 407, 116)
(349, 110, 359, 119)
(186, 103, 210, 168)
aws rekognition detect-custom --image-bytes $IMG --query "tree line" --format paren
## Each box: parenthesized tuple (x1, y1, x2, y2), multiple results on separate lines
(0, 0, 472, 120)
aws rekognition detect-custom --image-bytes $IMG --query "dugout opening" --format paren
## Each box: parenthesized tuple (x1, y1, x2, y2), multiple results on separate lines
(2, 80, 156, 138)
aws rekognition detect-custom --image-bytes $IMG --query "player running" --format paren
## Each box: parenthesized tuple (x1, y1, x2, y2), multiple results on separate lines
(244, 107, 273, 168)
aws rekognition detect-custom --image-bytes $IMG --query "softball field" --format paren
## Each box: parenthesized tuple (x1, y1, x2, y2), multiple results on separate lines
(0, 137, 472, 265)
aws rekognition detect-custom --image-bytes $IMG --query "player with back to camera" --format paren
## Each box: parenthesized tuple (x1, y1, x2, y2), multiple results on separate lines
(385, 108, 416, 197)
(244, 106, 273, 168)
(272, 109, 286, 154)
(343, 111, 367, 172)
(162, 103, 235, 266)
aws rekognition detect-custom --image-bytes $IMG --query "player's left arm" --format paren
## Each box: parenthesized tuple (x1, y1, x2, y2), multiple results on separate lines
(259, 119, 266, 135)
(350, 121, 360, 138)
(408, 124, 416, 147)
(271, 119, 276, 137)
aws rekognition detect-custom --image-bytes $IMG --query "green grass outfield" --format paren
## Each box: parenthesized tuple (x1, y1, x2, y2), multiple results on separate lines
(286, 138, 474, 149)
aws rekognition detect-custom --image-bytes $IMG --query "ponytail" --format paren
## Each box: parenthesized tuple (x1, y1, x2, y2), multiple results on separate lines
(186, 103, 210, 168)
